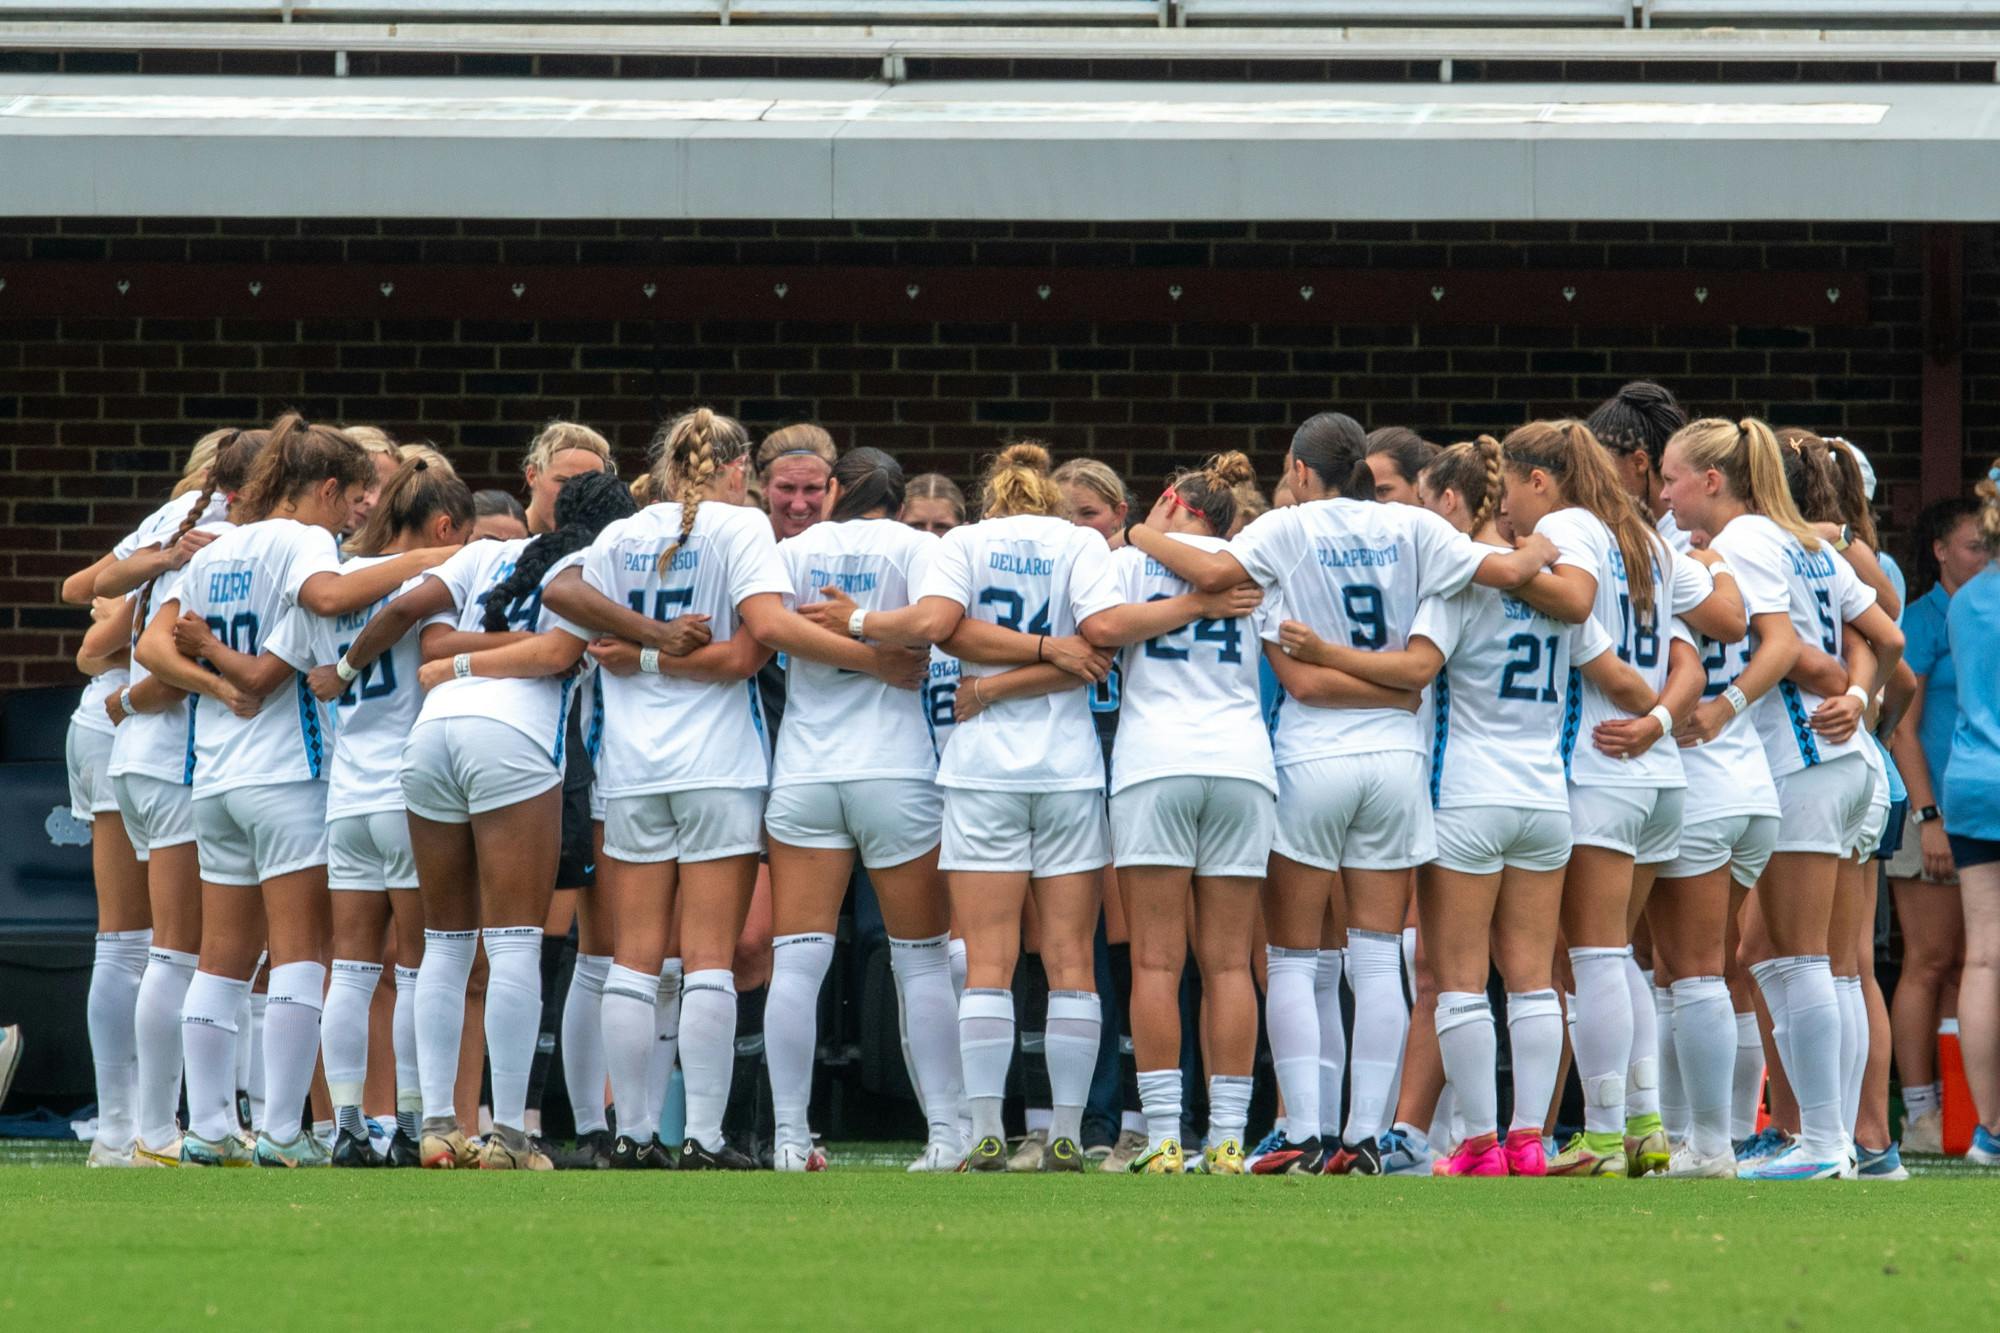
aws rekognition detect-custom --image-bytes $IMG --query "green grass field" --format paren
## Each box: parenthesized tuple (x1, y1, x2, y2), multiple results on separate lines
(5, 1151, 2000, 1332)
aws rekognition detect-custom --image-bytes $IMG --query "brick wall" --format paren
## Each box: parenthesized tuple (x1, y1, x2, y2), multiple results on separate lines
(2, 218, 1985, 688)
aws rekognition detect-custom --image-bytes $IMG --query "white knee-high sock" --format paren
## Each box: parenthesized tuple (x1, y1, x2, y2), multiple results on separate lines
(245, 990, 267, 1133)
(649, 960, 683, 1134)
(181, 970, 251, 1143)
(959, 987, 1014, 1146)
(891, 935, 964, 1150)
(232, 981, 254, 1119)
(1671, 975, 1736, 1159)
(1263, 946, 1320, 1143)
(1435, 990, 1497, 1141)
(767, 933, 835, 1154)
(1748, 958, 1791, 1083)
(678, 969, 737, 1153)
(321, 959, 381, 1136)
(1655, 983, 1688, 1142)
(1836, 975, 1866, 1139)
(561, 954, 611, 1135)
(262, 961, 324, 1143)
(135, 946, 196, 1148)
(88, 929, 150, 1148)
(1209, 1074, 1253, 1147)
(1428, 1084, 1458, 1152)
(1045, 990, 1100, 1147)
(1568, 946, 1633, 1136)
(416, 930, 477, 1121)
(1342, 930, 1409, 1145)
(1138, 1068, 1182, 1152)
(1623, 954, 1659, 1123)
(481, 927, 542, 1133)
(600, 963, 659, 1143)
(1506, 990, 1564, 1136)
(1314, 948, 1347, 1141)
(392, 965, 421, 1137)
(1775, 955, 1846, 1159)
(1731, 1009, 1765, 1141)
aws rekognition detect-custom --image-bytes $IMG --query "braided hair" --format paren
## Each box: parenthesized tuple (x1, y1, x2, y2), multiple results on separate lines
(480, 471, 636, 632)
(1586, 381, 1687, 465)
(1419, 436, 1505, 535)
(650, 408, 751, 575)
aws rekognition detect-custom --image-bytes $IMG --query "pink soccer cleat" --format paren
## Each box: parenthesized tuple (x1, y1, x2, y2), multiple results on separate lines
(1433, 1134, 1507, 1177)
(1502, 1133, 1547, 1177)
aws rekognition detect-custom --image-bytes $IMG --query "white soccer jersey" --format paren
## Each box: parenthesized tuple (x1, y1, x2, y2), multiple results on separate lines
(1414, 552, 1615, 811)
(280, 559, 430, 820)
(1708, 514, 1876, 779)
(106, 552, 209, 786)
(77, 496, 226, 739)
(179, 518, 344, 797)
(1538, 507, 1708, 790)
(1229, 498, 1489, 767)
(1674, 614, 1781, 822)
(580, 501, 792, 796)
(415, 537, 591, 765)
(922, 649, 962, 760)
(1108, 537, 1276, 797)
(773, 518, 940, 788)
(917, 513, 1123, 793)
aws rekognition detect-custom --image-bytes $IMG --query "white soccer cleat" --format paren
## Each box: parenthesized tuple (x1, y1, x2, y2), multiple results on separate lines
(1662, 1143, 1737, 1179)
(774, 1142, 828, 1173)
(86, 1139, 135, 1168)
(907, 1141, 961, 1173)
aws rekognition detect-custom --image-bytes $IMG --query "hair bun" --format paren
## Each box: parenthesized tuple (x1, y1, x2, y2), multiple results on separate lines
(1204, 451, 1255, 488)
(998, 442, 1052, 474)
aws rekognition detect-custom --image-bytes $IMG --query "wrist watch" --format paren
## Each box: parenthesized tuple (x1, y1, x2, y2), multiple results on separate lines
(1915, 804, 1942, 825)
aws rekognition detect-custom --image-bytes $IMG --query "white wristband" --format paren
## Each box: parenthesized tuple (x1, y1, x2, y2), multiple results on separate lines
(118, 687, 133, 717)
(452, 652, 472, 681)
(334, 654, 360, 683)
(1647, 704, 1674, 735)
(1845, 684, 1871, 705)
(1722, 683, 1749, 716)
(639, 646, 661, 675)
(1707, 560, 1733, 582)
(848, 606, 868, 640)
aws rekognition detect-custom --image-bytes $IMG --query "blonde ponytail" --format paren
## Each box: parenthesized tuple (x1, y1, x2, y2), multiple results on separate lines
(652, 407, 750, 573)
(980, 441, 1065, 519)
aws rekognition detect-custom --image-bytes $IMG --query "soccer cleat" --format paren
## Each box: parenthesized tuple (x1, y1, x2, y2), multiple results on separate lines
(1129, 1139, 1183, 1175)
(420, 1117, 478, 1170)
(479, 1124, 554, 1171)
(86, 1139, 135, 1168)
(330, 1128, 387, 1168)
(1098, 1129, 1147, 1174)
(678, 1137, 757, 1171)
(1966, 1125, 2000, 1166)
(1663, 1143, 1738, 1178)
(1244, 1127, 1286, 1172)
(1624, 1115, 1671, 1177)
(1733, 1125, 1791, 1168)
(1900, 1109, 1944, 1156)
(132, 1135, 183, 1168)
(1201, 1139, 1247, 1175)
(1041, 1136, 1087, 1173)
(1856, 1144, 1910, 1181)
(1249, 1133, 1324, 1176)
(1333, 1136, 1386, 1177)
(1502, 1133, 1547, 1177)
(1376, 1127, 1435, 1177)
(1546, 1131, 1628, 1178)
(958, 1135, 1008, 1172)
(255, 1130, 328, 1168)
(1737, 1145, 1845, 1180)
(1006, 1129, 1047, 1173)
(180, 1130, 254, 1168)
(774, 1142, 829, 1173)
(386, 1129, 422, 1168)
(556, 1128, 615, 1171)
(1434, 1134, 1507, 1177)
(908, 1141, 962, 1173)
(608, 1134, 674, 1170)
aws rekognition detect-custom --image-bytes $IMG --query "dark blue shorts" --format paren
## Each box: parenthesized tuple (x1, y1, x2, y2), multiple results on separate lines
(1947, 832, 2000, 870)
(1875, 798, 1908, 861)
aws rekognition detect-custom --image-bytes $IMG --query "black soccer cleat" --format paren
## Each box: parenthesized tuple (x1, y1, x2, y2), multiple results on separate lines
(1250, 1134, 1325, 1176)
(330, 1128, 387, 1168)
(609, 1133, 675, 1170)
(1342, 1136, 1386, 1177)
(557, 1128, 616, 1170)
(677, 1137, 757, 1171)
(386, 1129, 422, 1168)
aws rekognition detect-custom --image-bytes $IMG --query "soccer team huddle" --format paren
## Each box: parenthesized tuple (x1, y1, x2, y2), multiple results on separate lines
(61, 377, 1983, 1182)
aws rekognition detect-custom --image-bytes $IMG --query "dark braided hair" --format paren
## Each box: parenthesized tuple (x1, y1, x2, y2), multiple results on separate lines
(480, 471, 635, 632)
(829, 447, 906, 521)
(1586, 381, 1687, 465)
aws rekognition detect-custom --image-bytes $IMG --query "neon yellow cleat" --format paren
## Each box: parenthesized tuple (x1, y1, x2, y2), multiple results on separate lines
(1546, 1131, 1628, 1178)
(1624, 1115, 1671, 1177)
(1201, 1139, 1247, 1175)
(1128, 1139, 1183, 1175)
